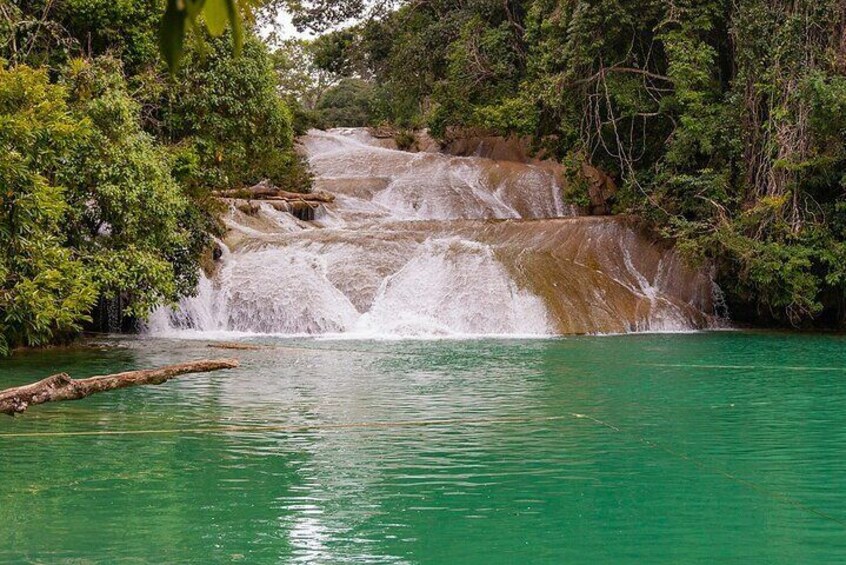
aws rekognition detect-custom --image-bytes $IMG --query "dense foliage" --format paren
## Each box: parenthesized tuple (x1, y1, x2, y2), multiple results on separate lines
(1, 0, 305, 353)
(156, 35, 304, 190)
(62, 57, 206, 315)
(0, 66, 97, 353)
(304, 0, 846, 327)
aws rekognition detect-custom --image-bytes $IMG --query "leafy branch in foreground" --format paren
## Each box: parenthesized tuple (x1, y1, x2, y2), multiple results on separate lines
(159, 0, 246, 71)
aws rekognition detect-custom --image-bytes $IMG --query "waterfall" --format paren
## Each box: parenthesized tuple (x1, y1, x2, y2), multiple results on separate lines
(148, 128, 717, 338)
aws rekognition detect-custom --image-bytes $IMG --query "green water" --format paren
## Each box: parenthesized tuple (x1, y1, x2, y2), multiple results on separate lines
(1, 332, 845, 563)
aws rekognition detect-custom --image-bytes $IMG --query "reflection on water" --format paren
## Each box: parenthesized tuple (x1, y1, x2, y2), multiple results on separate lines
(1, 332, 845, 563)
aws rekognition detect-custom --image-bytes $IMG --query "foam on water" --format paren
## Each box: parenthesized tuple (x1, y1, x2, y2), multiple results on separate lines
(353, 238, 552, 336)
(148, 236, 554, 338)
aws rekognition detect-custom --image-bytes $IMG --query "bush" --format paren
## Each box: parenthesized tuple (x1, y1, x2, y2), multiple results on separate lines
(0, 58, 218, 354)
(160, 34, 303, 190)
(393, 129, 416, 150)
(60, 56, 209, 314)
(0, 65, 97, 354)
(315, 78, 376, 127)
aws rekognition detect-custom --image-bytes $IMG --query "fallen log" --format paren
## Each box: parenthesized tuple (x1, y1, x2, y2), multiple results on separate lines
(0, 358, 239, 416)
(214, 188, 334, 203)
(263, 194, 332, 202)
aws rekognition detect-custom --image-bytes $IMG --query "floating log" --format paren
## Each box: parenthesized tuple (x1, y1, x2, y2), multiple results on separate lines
(0, 358, 239, 416)
(208, 342, 264, 351)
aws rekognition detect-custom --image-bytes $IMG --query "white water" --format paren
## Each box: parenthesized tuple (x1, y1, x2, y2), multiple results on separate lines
(149, 128, 715, 338)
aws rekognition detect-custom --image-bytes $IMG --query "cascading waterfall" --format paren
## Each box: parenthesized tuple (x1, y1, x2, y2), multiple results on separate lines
(148, 128, 717, 338)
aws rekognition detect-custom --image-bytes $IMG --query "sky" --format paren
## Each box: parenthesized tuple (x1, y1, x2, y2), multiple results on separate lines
(264, 10, 316, 42)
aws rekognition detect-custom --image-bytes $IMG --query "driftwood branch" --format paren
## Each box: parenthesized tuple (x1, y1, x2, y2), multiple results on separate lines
(0, 358, 240, 416)
(213, 181, 333, 222)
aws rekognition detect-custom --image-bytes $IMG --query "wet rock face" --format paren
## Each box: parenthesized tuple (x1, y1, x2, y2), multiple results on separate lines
(385, 127, 618, 216)
(433, 126, 539, 163)
(149, 128, 717, 337)
(441, 135, 534, 163)
(580, 162, 617, 215)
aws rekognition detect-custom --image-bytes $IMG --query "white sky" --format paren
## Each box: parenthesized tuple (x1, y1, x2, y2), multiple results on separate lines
(263, 11, 316, 42)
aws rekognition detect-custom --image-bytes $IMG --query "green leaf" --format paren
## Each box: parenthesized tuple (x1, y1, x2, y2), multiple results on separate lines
(204, 0, 228, 36)
(159, 0, 187, 72)
(184, 0, 205, 18)
(188, 17, 209, 60)
(225, 0, 243, 56)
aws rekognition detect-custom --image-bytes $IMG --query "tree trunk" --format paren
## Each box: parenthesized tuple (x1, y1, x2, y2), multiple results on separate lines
(0, 358, 239, 416)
